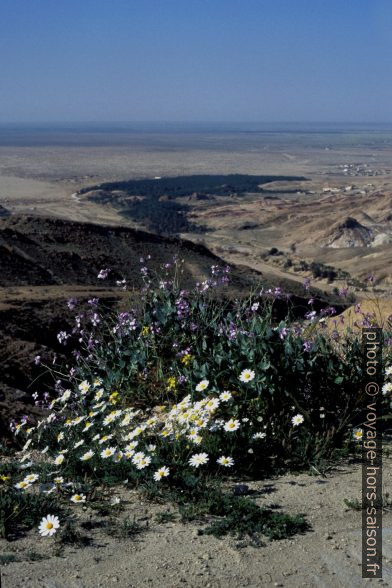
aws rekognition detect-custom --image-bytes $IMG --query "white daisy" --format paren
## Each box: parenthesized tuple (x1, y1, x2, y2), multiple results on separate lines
(38, 514, 60, 537)
(54, 454, 65, 466)
(135, 456, 151, 470)
(23, 473, 39, 484)
(70, 493, 86, 503)
(205, 398, 220, 411)
(353, 428, 363, 441)
(188, 452, 209, 468)
(78, 380, 90, 395)
(239, 369, 255, 383)
(195, 380, 209, 392)
(291, 414, 304, 427)
(94, 389, 104, 401)
(100, 446, 116, 459)
(153, 466, 170, 481)
(14, 480, 31, 490)
(224, 419, 240, 432)
(382, 382, 392, 395)
(98, 434, 113, 444)
(252, 432, 266, 440)
(219, 391, 232, 402)
(80, 450, 94, 461)
(217, 456, 234, 467)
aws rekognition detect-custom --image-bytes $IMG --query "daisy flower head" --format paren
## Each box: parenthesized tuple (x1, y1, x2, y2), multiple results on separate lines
(94, 389, 104, 401)
(113, 451, 123, 463)
(54, 454, 65, 466)
(252, 432, 267, 440)
(291, 414, 304, 427)
(15, 480, 30, 490)
(353, 428, 363, 441)
(239, 369, 255, 383)
(100, 446, 116, 459)
(188, 452, 209, 468)
(385, 366, 392, 377)
(217, 456, 234, 467)
(80, 450, 94, 461)
(71, 493, 86, 504)
(224, 419, 240, 432)
(78, 380, 90, 395)
(382, 382, 392, 395)
(205, 398, 220, 412)
(219, 391, 232, 402)
(98, 434, 113, 444)
(132, 451, 146, 462)
(196, 379, 209, 392)
(153, 466, 170, 481)
(53, 476, 64, 485)
(23, 473, 39, 484)
(191, 435, 203, 445)
(135, 456, 152, 470)
(74, 440, 85, 449)
(38, 514, 60, 537)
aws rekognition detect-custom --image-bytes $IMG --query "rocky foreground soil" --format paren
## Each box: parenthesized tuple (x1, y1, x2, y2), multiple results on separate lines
(1, 460, 391, 588)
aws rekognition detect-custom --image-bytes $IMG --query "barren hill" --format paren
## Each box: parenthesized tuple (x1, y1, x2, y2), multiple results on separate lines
(0, 214, 249, 441)
(0, 214, 344, 442)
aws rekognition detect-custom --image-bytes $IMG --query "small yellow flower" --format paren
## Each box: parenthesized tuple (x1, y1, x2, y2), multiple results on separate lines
(167, 377, 177, 391)
(0, 474, 10, 483)
(141, 326, 150, 336)
(109, 391, 119, 405)
(181, 354, 192, 366)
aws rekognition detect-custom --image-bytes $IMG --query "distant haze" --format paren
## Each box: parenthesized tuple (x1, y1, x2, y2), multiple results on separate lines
(1, 0, 392, 123)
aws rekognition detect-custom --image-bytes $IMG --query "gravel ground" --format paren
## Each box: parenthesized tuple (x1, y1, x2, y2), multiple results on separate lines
(1, 458, 392, 587)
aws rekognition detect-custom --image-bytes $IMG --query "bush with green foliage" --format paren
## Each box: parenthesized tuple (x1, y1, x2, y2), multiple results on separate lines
(6, 259, 392, 543)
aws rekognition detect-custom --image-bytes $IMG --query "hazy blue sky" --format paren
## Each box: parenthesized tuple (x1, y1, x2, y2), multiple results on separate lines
(0, 0, 391, 123)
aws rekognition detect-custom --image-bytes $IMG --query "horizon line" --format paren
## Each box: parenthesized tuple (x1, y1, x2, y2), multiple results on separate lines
(1, 120, 392, 125)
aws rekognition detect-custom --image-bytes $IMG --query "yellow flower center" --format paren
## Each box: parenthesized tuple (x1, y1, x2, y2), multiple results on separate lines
(47, 522, 53, 529)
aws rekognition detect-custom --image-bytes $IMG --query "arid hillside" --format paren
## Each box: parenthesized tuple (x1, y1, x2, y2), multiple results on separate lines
(75, 175, 392, 292)
(0, 214, 345, 443)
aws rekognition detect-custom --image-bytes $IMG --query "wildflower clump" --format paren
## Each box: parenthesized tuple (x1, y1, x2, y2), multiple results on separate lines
(6, 258, 392, 541)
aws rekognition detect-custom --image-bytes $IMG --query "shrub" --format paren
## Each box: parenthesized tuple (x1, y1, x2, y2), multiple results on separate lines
(8, 259, 392, 542)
